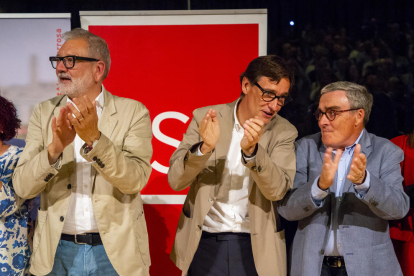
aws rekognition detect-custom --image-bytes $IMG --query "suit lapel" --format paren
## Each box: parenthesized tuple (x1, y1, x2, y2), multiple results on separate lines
(215, 100, 236, 159)
(98, 88, 118, 140)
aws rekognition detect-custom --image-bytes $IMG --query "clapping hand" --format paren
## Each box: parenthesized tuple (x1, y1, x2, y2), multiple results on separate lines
(318, 147, 344, 190)
(67, 96, 101, 146)
(240, 116, 264, 156)
(347, 144, 367, 184)
(48, 106, 76, 164)
(199, 109, 220, 154)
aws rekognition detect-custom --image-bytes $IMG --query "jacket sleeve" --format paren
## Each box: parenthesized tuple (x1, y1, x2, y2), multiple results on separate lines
(168, 109, 213, 192)
(242, 123, 298, 201)
(13, 103, 60, 199)
(359, 146, 409, 220)
(81, 103, 153, 195)
(278, 139, 325, 221)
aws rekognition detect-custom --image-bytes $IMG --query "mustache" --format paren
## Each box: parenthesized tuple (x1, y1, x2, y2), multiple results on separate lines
(58, 73, 72, 81)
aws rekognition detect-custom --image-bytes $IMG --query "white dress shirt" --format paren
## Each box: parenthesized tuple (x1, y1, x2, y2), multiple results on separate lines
(195, 100, 252, 233)
(62, 91, 104, 234)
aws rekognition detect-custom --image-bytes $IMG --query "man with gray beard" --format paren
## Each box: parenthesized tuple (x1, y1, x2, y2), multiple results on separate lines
(13, 28, 153, 276)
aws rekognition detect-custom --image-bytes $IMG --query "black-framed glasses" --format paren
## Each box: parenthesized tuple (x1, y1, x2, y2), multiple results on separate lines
(314, 108, 360, 121)
(49, 55, 100, 69)
(254, 82, 292, 106)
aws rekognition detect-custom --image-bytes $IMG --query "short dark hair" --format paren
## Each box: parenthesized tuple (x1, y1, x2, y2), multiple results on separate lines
(0, 96, 21, 142)
(240, 55, 294, 96)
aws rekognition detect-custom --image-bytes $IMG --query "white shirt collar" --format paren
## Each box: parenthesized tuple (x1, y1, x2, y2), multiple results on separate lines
(234, 98, 243, 133)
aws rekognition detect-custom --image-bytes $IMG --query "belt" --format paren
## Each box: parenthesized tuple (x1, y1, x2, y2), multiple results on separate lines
(61, 233, 102, 246)
(201, 231, 251, 241)
(323, 256, 345, 268)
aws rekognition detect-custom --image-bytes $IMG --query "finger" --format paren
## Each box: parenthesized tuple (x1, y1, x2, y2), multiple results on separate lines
(324, 147, 333, 164)
(84, 96, 94, 114)
(56, 108, 66, 127)
(253, 116, 265, 127)
(333, 148, 344, 164)
(51, 116, 57, 133)
(66, 118, 73, 130)
(211, 110, 219, 122)
(67, 112, 80, 128)
(354, 144, 361, 157)
(73, 97, 88, 117)
(67, 103, 83, 121)
(351, 156, 365, 171)
(243, 123, 259, 141)
(201, 109, 212, 122)
(246, 119, 262, 133)
(359, 153, 367, 166)
(243, 128, 255, 142)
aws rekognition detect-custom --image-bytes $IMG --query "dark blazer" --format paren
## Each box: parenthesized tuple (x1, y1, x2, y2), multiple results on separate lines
(278, 130, 409, 276)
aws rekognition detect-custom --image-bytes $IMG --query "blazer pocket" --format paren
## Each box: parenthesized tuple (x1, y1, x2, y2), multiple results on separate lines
(32, 210, 48, 255)
(372, 241, 401, 276)
(133, 212, 150, 266)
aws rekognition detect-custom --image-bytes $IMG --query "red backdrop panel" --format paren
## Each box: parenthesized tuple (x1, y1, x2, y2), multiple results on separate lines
(89, 24, 259, 275)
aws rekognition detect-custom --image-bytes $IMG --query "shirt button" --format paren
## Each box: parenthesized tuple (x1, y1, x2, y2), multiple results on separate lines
(208, 198, 214, 203)
(340, 178, 342, 181)
(338, 244, 341, 247)
(60, 216, 64, 222)
(85, 208, 89, 212)
(84, 185, 88, 188)
(67, 184, 71, 189)
(233, 225, 237, 230)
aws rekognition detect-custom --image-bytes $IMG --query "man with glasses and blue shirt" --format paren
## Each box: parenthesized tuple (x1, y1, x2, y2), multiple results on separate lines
(278, 81, 409, 276)
(13, 28, 153, 275)
(168, 55, 297, 276)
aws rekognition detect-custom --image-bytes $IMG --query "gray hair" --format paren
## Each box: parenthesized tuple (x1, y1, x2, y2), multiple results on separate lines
(321, 81, 373, 125)
(63, 28, 111, 80)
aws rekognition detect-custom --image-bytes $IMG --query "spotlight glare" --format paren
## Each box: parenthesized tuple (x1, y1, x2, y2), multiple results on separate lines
(290, 21, 295, 26)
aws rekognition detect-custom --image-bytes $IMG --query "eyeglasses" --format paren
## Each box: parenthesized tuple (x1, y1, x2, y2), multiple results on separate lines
(314, 108, 360, 121)
(254, 82, 292, 106)
(49, 55, 100, 69)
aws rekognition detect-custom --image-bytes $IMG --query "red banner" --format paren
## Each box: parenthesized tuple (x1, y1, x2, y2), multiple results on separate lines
(89, 22, 259, 275)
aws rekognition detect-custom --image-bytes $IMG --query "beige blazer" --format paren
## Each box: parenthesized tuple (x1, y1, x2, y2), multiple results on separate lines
(168, 99, 297, 276)
(13, 88, 153, 276)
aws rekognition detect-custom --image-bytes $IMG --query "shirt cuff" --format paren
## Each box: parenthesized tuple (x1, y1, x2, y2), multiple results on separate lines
(50, 154, 62, 170)
(194, 144, 204, 156)
(311, 177, 328, 206)
(354, 171, 371, 199)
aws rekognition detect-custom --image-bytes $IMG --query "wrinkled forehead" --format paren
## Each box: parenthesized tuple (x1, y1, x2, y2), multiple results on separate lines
(58, 38, 89, 57)
(318, 90, 350, 110)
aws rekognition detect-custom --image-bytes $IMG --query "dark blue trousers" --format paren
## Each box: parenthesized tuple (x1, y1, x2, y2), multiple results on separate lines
(188, 231, 258, 276)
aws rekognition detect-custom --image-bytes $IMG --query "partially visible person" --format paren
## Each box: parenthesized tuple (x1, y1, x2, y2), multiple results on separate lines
(279, 81, 409, 276)
(0, 96, 36, 276)
(390, 130, 414, 276)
